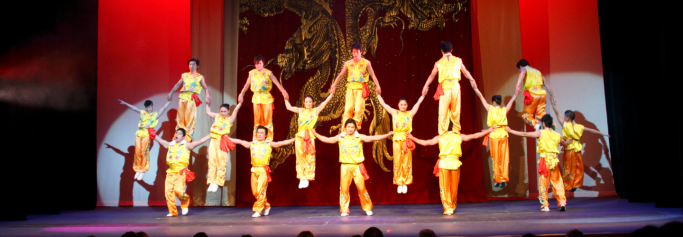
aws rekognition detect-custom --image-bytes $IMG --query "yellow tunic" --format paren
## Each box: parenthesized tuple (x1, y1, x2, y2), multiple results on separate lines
(486, 107, 508, 139)
(339, 134, 364, 164)
(523, 66, 546, 95)
(250, 141, 272, 166)
(538, 129, 561, 169)
(562, 122, 584, 152)
(210, 115, 231, 140)
(136, 111, 158, 137)
(179, 73, 204, 101)
(296, 108, 317, 138)
(345, 58, 369, 90)
(436, 55, 462, 90)
(166, 142, 190, 173)
(438, 132, 463, 170)
(249, 69, 274, 104)
(392, 111, 412, 141)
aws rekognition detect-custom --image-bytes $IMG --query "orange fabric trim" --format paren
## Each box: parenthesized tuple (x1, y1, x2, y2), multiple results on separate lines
(538, 158, 548, 177)
(180, 168, 195, 182)
(302, 130, 316, 155)
(220, 135, 236, 152)
(403, 138, 416, 154)
(433, 160, 440, 177)
(264, 166, 273, 182)
(433, 83, 444, 100)
(358, 163, 370, 180)
(362, 83, 369, 98)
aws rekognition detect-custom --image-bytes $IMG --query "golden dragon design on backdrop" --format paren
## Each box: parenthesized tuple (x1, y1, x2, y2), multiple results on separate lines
(239, 0, 468, 172)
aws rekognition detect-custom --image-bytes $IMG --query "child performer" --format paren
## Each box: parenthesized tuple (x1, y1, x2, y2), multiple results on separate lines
(408, 125, 493, 215)
(550, 101, 610, 192)
(284, 87, 336, 189)
(230, 127, 295, 218)
(205, 102, 243, 192)
(238, 55, 289, 141)
(118, 99, 171, 181)
(312, 119, 393, 216)
(376, 91, 427, 194)
(506, 115, 569, 212)
(472, 88, 519, 188)
(153, 128, 211, 216)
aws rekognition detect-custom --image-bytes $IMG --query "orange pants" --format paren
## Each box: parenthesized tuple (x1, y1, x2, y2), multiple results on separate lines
(251, 166, 271, 213)
(438, 88, 461, 134)
(538, 162, 567, 209)
(340, 164, 373, 213)
(133, 136, 150, 172)
(295, 136, 316, 180)
(438, 168, 460, 214)
(207, 138, 228, 186)
(342, 88, 366, 130)
(165, 172, 190, 216)
(522, 93, 546, 126)
(562, 150, 584, 190)
(490, 137, 509, 183)
(392, 140, 413, 185)
(253, 103, 274, 141)
(177, 99, 197, 142)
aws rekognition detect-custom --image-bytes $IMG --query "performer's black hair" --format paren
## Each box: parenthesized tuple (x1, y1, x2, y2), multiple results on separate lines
(220, 104, 230, 110)
(399, 97, 408, 103)
(144, 100, 153, 108)
(542, 114, 553, 128)
(492, 95, 502, 105)
(352, 43, 362, 51)
(256, 126, 268, 136)
(344, 119, 357, 129)
(565, 110, 575, 121)
(188, 58, 200, 66)
(517, 59, 529, 68)
(440, 41, 453, 53)
(304, 95, 314, 101)
(177, 128, 186, 136)
(254, 55, 265, 64)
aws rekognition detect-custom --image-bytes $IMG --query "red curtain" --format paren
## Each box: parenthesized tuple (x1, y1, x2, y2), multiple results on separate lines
(235, 1, 486, 207)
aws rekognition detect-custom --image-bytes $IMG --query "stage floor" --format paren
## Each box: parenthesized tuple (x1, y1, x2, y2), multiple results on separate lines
(1, 197, 681, 237)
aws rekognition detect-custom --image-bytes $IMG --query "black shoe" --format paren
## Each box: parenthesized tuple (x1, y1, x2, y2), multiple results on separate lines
(571, 188, 577, 192)
(494, 183, 500, 188)
(560, 205, 566, 212)
(500, 182, 507, 188)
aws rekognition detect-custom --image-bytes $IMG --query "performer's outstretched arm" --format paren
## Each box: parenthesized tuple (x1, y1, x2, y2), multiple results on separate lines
(505, 126, 541, 138)
(407, 134, 439, 146)
(156, 100, 172, 120)
(118, 100, 141, 113)
(311, 130, 338, 144)
(153, 136, 170, 149)
(421, 64, 439, 95)
(366, 62, 382, 94)
(187, 135, 211, 150)
(200, 76, 211, 105)
(505, 91, 520, 113)
(542, 76, 556, 104)
(461, 127, 494, 142)
(550, 100, 564, 129)
(228, 102, 243, 125)
(376, 95, 395, 115)
(284, 100, 300, 113)
(459, 62, 478, 90)
(269, 73, 289, 100)
(410, 95, 426, 118)
(514, 68, 526, 94)
(238, 75, 252, 104)
(583, 127, 610, 137)
(330, 64, 348, 88)
(360, 131, 394, 143)
(315, 86, 336, 114)
(271, 138, 295, 148)
(205, 104, 218, 118)
(472, 88, 490, 111)
(167, 78, 183, 101)
(230, 138, 252, 149)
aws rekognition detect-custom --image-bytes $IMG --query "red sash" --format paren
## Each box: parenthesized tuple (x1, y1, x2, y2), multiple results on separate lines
(362, 83, 370, 98)
(264, 166, 273, 182)
(220, 135, 236, 152)
(538, 158, 549, 177)
(191, 93, 203, 107)
(433, 160, 441, 177)
(433, 83, 444, 100)
(180, 168, 195, 182)
(403, 138, 416, 154)
(148, 128, 157, 140)
(358, 163, 370, 180)
(523, 90, 533, 105)
(302, 130, 316, 155)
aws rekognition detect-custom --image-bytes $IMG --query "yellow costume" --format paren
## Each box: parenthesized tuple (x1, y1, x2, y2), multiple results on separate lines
(562, 122, 584, 190)
(436, 55, 462, 134)
(436, 132, 462, 215)
(338, 133, 373, 213)
(342, 59, 370, 130)
(177, 73, 203, 142)
(250, 141, 272, 214)
(522, 66, 546, 126)
(165, 141, 191, 216)
(537, 129, 566, 209)
(134, 110, 157, 173)
(207, 115, 231, 186)
(295, 108, 317, 181)
(392, 111, 413, 186)
(487, 107, 509, 183)
(249, 69, 275, 141)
